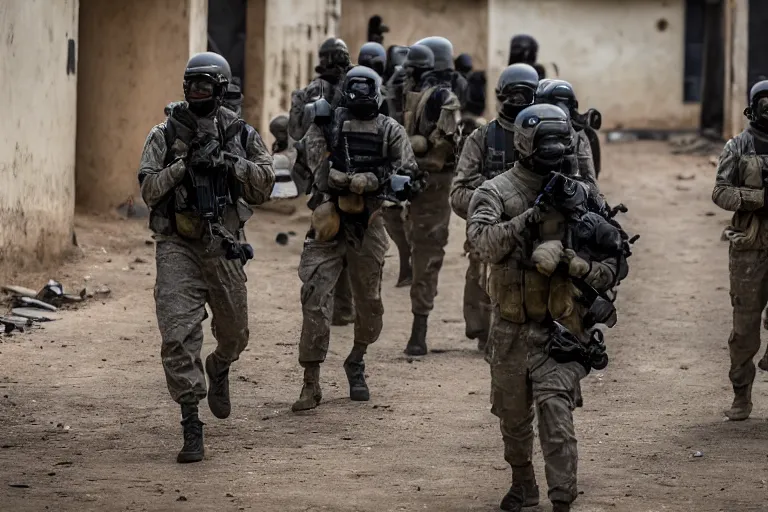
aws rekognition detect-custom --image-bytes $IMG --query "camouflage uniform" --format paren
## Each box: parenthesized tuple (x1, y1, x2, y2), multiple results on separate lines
(467, 162, 616, 506)
(712, 125, 768, 420)
(298, 113, 417, 365)
(139, 103, 275, 405)
(404, 80, 461, 318)
(289, 71, 355, 324)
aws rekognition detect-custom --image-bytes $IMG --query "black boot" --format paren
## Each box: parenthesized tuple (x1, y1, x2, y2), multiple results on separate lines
(177, 404, 205, 463)
(205, 353, 231, 419)
(552, 501, 571, 512)
(396, 256, 412, 288)
(499, 483, 526, 512)
(292, 364, 323, 412)
(404, 314, 428, 356)
(513, 464, 540, 507)
(344, 343, 370, 401)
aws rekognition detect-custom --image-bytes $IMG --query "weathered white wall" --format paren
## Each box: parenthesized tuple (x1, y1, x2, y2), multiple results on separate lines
(0, 0, 78, 266)
(488, 0, 700, 130)
(724, 0, 749, 140)
(189, 0, 209, 56)
(246, 0, 340, 141)
(76, 0, 205, 213)
(340, 0, 488, 69)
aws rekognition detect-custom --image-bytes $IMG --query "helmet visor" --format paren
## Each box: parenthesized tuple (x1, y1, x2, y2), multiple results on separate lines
(187, 79, 215, 100)
(497, 84, 535, 106)
(347, 79, 376, 100)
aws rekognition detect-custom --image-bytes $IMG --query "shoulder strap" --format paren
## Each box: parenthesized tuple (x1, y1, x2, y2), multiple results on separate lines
(162, 121, 177, 167)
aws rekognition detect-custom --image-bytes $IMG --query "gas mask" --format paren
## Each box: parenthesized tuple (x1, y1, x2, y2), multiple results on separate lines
(756, 97, 768, 127)
(344, 78, 380, 120)
(497, 84, 535, 123)
(185, 79, 220, 117)
(529, 131, 573, 175)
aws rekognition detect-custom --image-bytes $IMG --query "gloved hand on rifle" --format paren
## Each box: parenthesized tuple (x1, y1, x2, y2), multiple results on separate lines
(536, 171, 589, 218)
(187, 136, 236, 173)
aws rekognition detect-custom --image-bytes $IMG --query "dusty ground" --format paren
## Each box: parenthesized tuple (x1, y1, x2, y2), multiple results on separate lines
(0, 141, 765, 512)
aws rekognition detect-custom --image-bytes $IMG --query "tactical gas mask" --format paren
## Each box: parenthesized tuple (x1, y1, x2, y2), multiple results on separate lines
(344, 77, 380, 120)
(529, 129, 573, 175)
(497, 84, 535, 123)
(755, 97, 768, 127)
(184, 77, 222, 117)
(317, 48, 350, 77)
(223, 85, 243, 117)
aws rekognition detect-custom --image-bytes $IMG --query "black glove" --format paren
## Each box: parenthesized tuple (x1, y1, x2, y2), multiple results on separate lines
(188, 137, 221, 170)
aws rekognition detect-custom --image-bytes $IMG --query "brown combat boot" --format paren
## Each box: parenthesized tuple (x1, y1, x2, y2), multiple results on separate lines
(724, 383, 752, 421)
(292, 364, 322, 412)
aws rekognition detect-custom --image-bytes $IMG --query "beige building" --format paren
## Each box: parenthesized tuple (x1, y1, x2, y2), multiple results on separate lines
(0, 0, 753, 272)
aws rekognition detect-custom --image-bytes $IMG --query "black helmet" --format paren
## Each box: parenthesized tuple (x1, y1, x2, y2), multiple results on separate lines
(343, 65, 383, 120)
(495, 63, 539, 123)
(269, 115, 289, 138)
(514, 104, 572, 174)
(358, 42, 387, 76)
(508, 34, 539, 65)
(536, 79, 578, 119)
(746, 80, 768, 120)
(222, 76, 243, 115)
(183, 52, 232, 116)
(404, 44, 435, 71)
(414, 36, 454, 71)
(387, 45, 409, 68)
(318, 37, 350, 70)
(455, 53, 473, 75)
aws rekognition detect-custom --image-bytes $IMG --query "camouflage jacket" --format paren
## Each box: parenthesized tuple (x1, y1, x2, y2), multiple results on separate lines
(404, 81, 461, 173)
(138, 103, 275, 235)
(452, 121, 598, 221)
(288, 73, 346, 142)
(713, 126, 768, 250)
(302, 111, 417, 211)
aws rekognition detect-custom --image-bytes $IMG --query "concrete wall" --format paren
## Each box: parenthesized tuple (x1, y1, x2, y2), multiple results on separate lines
(724, 0, 749, 140)
(75, 0, 207, 213)
(246, 0, 340, 140)
(339, 0, 488, 69)
(488, 0, 700, 130)
(0, 0, 78, 266)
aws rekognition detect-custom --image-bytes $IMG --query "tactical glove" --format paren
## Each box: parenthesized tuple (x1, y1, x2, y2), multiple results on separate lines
(562, 248, 591, 278)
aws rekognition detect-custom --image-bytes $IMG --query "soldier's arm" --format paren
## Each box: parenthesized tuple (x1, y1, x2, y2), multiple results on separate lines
(712, 138, 764, 211)
(467, 182, 538, 264)
(138, 125, 187, 208)
(302, 124, 330, 180)
(386, 121, 417, 177)
(451, 127, 487, 220)
(576, 130, 599, 191)
(233, 128, 276, 206)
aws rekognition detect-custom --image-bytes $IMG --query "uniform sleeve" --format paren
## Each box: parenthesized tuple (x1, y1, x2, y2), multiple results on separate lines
(466, 182, 538, 264)
(138, 125, 187, 208)
(386, 121, 417, 177)
(451, 127, 487, 219)
(302, 124, 330, 179)
(576, 130, 599, 191)
(712, 138, 765, 212)
(584, 257, 619, 291)
(232, 129, 275, 206)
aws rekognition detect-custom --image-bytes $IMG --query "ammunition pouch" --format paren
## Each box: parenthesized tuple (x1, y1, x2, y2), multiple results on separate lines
(487, 263, 526, 323)
(547, 323, 608, 373)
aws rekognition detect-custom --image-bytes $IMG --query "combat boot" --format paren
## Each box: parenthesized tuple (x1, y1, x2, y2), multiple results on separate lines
(724, 383, 753, 421)
(396, 257, 412, 288)
(404, 314, 428, 356)
(513, 464, 540, 506)
(759, 351, 768, 372)
(499, 483, 526, 512)
(177, 404, 205, 464)
(552, 501, 571, 512)
(292, 364, 322, 412)
(344, 343, 370, 401)
(205, 353, 231, 419)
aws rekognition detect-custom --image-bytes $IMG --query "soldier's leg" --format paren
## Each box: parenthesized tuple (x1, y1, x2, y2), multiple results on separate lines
(203, 257, 249, 420)
(344, 215, 389, 401)
(382, 204, 412, 287)
(332, 265, 355, 326)
(404, 172, 453, 355)
(531, 351, 587, 509)
(293, 237, 346, 411)
(726, 248, 768, 420)
(154, 240, 208, 463)
(464, 251, 491, 349)
(487, 308, 540, 510)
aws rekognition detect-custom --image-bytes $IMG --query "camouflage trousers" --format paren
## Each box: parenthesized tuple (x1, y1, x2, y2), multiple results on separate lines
(464, 246, 491, 339)
(486, 305, 586, 505)
(332, 266, 355, 321)
(298, 216, 389, 364)
(154, 238, 249, 405)
(728, 247, 768, 391)
(407, 172, 454, 315)
(382, 204, 412, 271)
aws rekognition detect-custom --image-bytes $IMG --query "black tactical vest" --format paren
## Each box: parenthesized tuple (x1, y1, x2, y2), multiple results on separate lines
(483, 120, 517, 179)
(330, 111, 388, 179)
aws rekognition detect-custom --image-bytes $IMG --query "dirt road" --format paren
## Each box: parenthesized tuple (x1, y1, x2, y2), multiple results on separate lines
(0, 141, 764, 512)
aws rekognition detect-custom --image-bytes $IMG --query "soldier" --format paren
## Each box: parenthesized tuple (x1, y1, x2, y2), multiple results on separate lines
(402, 37, 462, 356)
(222, 76, 244, 116)
(508, 34, 546, 80)
(451, 63, 539, 350)
(467, 104, 628, 512)
(290, 37, 356, 326)
(269, 115, 300, 200)
(713, 80, 768, 421)
(292, 66, 417, 412)
(357, 42, 390, 117)
(138, 52, 275, 463)
(381, 45, 436, 287)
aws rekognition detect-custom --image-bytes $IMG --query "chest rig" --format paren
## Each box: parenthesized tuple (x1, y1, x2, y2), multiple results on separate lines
(329, 114, 389, 181)
(483, 120, 517, 179)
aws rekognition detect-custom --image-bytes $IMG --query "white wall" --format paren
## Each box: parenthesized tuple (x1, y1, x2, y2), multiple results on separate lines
(189, 0, 209, 56)
(0, 0, 78, 266)
(488, 0, 700, 130)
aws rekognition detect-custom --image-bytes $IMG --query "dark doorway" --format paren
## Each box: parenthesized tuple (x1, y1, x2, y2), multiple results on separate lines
(208, 0, 247, 87)
(748, 0, 768, 97)
(683, 0, 705, 103)
(698, 0, 724, 137)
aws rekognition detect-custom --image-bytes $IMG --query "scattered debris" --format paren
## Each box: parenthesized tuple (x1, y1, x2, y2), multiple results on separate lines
(676, 173, 695, 181)
(8, 484, 29, 489)
(693, 451, 704, 458)
(1, 286, 37, 298)
(275, 233, 290, 245)
(15, 297, 57, 312)
(11, 308, 61, 322)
